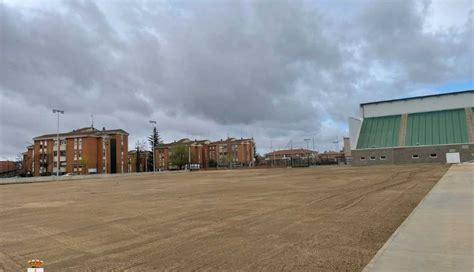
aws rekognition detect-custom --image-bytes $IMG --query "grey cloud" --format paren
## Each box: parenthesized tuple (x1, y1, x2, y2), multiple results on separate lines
(356, 0, 473, 84)
(0, 0, 472, 158)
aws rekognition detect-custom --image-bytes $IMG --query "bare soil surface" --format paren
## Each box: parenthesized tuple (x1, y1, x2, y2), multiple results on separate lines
(0, 165, 449, 271)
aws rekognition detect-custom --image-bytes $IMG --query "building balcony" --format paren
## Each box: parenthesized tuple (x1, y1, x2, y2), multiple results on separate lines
(53, 156, 67, 161)
(53, 167, 67, 173)
(53, 144, 67, 151)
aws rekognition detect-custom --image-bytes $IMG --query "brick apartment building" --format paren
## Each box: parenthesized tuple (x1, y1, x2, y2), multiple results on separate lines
(23, 126, 128, 176)
(22, 145, 34, 175)
(156, 138, 211, 170)
(0, 160, 17, 177)
(128, 150, 151, 173)
(156, 137, 255, 170)
(209, 138, 255, 167)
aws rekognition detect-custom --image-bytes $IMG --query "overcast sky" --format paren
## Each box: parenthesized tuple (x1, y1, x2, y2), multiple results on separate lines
(0, 0, 473, 159)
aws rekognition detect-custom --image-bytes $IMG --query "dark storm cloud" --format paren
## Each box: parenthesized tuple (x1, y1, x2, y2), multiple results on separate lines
(0, 0, 472, 157)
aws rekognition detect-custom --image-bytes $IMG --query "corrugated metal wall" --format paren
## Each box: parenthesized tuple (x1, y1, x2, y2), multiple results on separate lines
(405, 109, 468, 146)
(357, 115, 401, 149)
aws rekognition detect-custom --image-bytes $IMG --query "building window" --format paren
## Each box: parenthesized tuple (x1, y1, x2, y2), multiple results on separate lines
(412, 154, 419, 159)
(380, 156, 387, 160)
(369, 156, 376, 160)
(430, 153, 437, 159)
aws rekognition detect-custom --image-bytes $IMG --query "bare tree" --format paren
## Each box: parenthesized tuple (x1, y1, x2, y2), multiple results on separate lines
(135, 140, 146, 172)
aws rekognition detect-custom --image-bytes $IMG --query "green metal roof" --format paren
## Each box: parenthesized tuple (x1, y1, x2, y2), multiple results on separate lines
(357, 115, 401, 149)
(405, 108, 468, 146)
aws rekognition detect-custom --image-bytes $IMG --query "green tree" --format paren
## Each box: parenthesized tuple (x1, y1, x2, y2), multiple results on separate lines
(148, 127, 161, 172)
(170, 144, 188, 170)
(79, 157, 88, 174)
(208, 159, 217, 168)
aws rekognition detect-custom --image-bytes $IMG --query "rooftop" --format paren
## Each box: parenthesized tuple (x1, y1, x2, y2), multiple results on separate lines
(360, 90, 473, 107)
(34, 127, 128, 140)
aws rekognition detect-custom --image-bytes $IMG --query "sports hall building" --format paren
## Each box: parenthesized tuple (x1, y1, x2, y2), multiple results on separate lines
(349, 90, 474, 165)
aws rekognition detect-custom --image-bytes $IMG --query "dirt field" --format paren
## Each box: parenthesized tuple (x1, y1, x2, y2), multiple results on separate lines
(0, 165, 448, 271)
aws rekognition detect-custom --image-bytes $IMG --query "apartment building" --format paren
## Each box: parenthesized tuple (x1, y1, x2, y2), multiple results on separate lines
(128, 150, 151, 172)
(21, 145, 34, 176)
(156, 137, 255, 170)
(209, 138, 255, 167)
(156, 138, 211, 170)
(24, 126, 128, 176)
(0, 160, 17, 177)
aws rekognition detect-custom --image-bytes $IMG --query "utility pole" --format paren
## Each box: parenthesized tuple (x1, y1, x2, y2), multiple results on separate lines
(304, 139, 311, 150)
(149, 120, 157, 172)
(304, 139, 311, 166)
(102, 135, 110, 174)
(312, 138, 315, 150)
(188, 143, 191, 170)
(270, 140, 274, 167)
(333, 137, 340, 151)
(52, 109, 64, 176)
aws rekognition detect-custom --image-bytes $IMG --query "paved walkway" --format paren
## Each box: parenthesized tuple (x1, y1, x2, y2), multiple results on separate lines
(364, 163, 473, 272)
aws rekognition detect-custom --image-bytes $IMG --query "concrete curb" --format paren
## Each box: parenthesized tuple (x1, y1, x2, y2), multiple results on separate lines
(0, 170, 187, 185)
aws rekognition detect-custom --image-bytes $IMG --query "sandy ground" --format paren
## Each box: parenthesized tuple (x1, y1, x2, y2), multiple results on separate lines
(0, 165, 448, 271)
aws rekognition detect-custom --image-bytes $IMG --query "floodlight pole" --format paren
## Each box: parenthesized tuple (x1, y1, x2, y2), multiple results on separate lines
(149, 120, 157, 172)
(52, 109, 64, 176)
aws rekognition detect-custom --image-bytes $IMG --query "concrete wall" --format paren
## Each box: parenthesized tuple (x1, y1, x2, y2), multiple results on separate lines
(352, 144, 474, 166)
(361, 91, 473, 118)
(348, 117, 362, 150)
(343, 137, 351, 157)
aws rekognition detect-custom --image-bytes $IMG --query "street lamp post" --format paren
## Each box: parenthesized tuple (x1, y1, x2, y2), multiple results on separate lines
(52, 109, 64, 176)
(149, 120, 157, 172)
